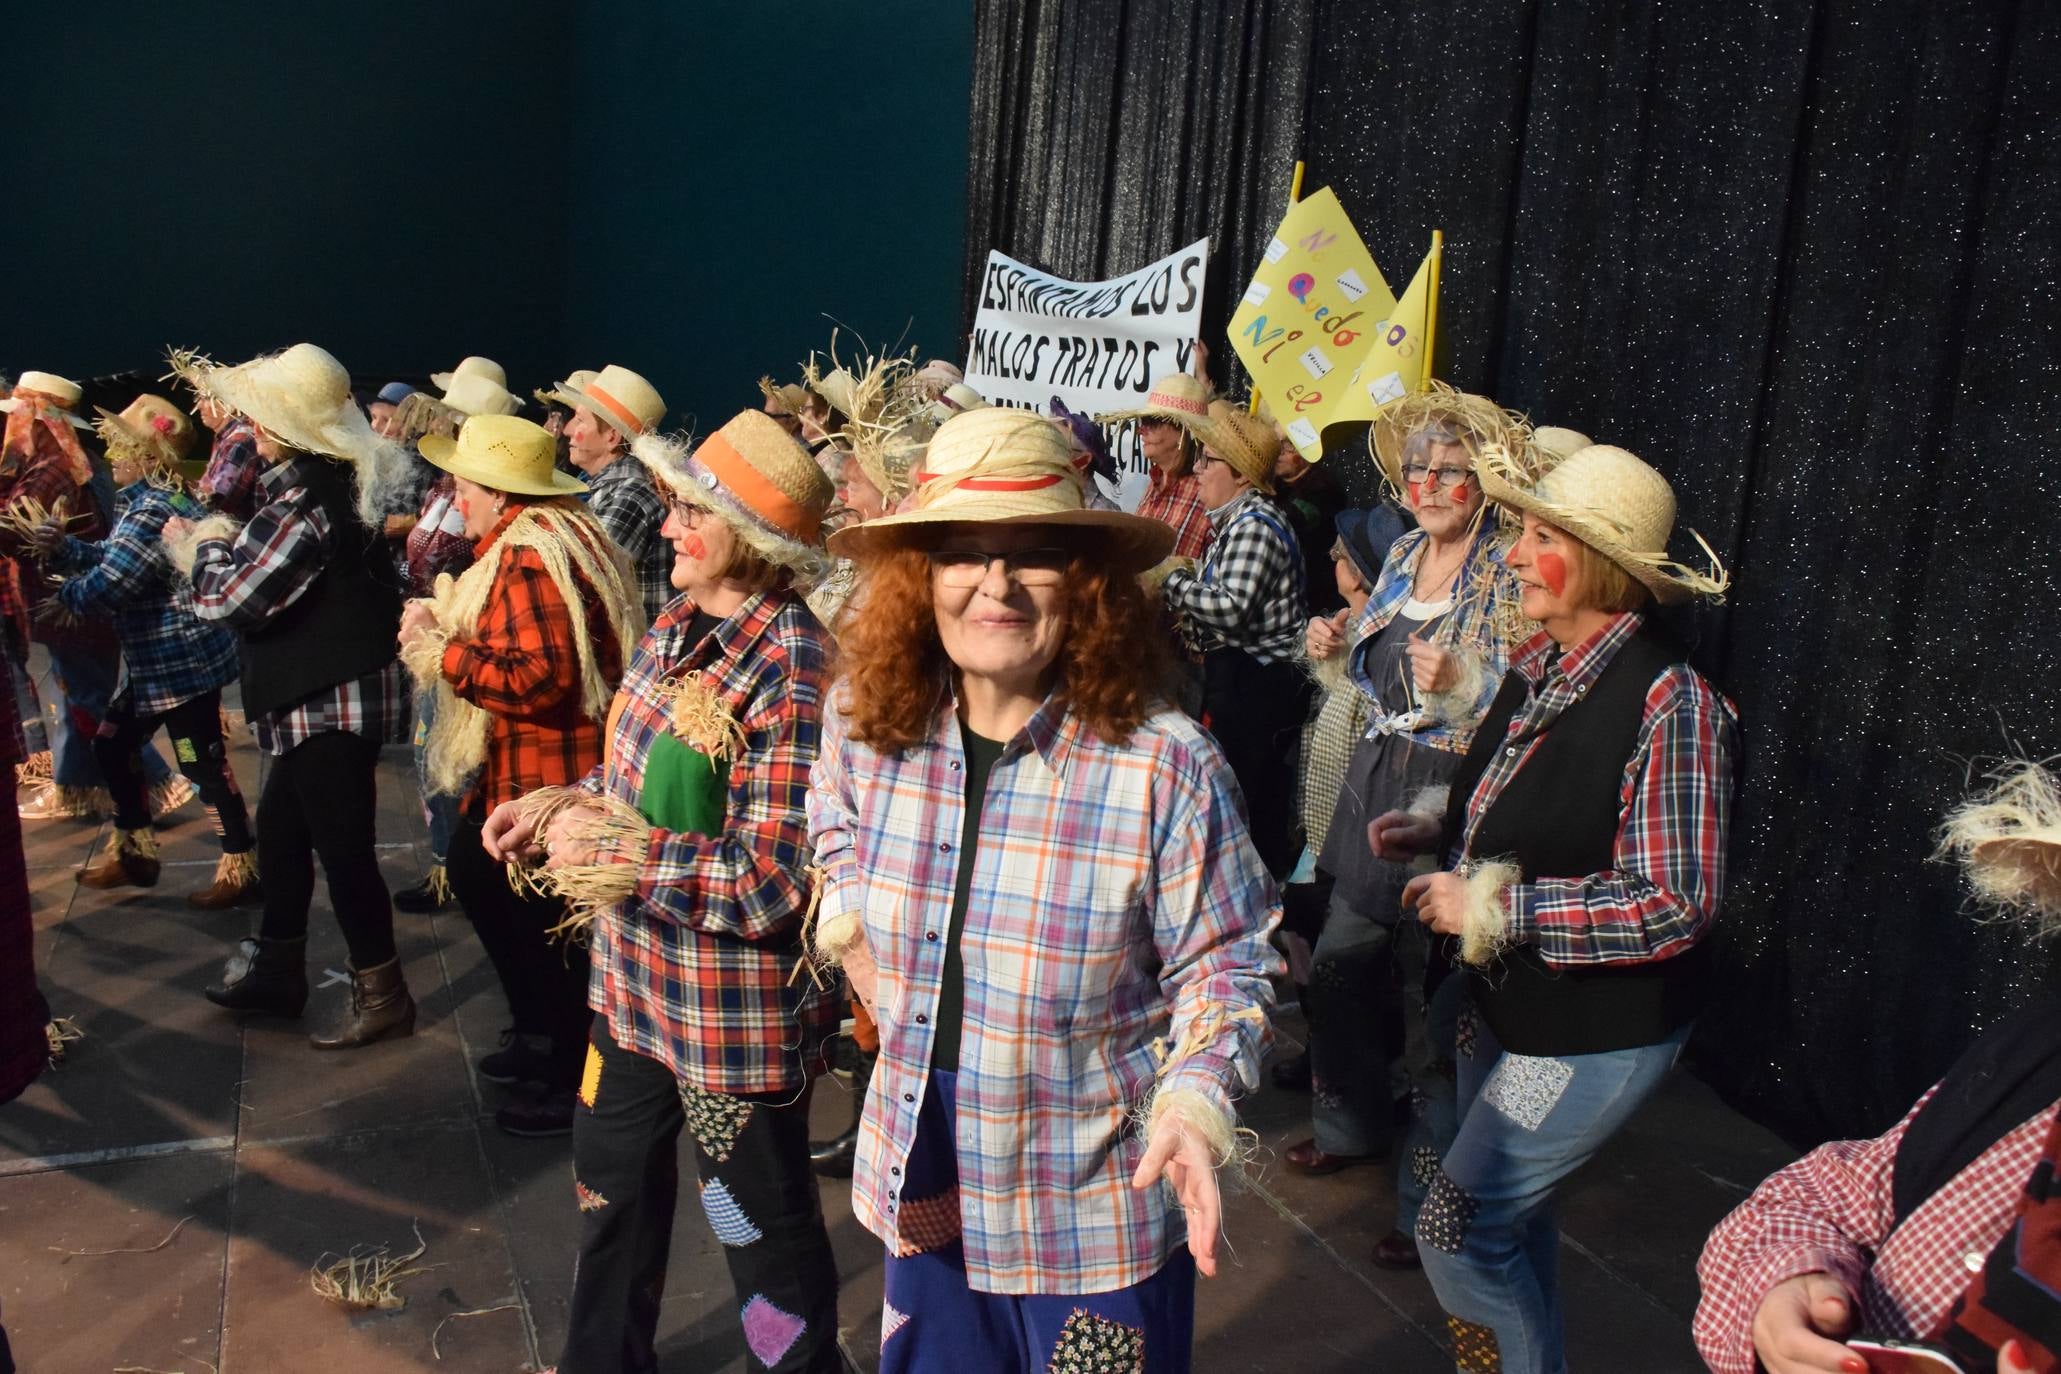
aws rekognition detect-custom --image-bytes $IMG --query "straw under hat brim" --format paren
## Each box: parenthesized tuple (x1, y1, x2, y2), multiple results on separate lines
(1475, 465, 1700, 606)
(419, 433, 588, 497)
(0, 398, 91, 429)
(1973, 836, 2061, 910)
(93, 407, 191, 467)
(828, 505, 1175, 572)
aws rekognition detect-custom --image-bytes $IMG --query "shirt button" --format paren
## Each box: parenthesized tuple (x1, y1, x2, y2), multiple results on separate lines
(938, 841, 952, 853)
(1965, 1250, 1986, 1273)
(925, 931, 938, 942)
(915, 1013, 928, 1025)
(903, 1092, 915, 1102)
(891, 1166, 901, 1176)
(949, 760, 962, 771)
(1505, 747, 1517, 757)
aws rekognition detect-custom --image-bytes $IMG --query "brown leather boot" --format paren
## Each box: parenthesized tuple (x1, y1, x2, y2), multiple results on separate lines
(309, 957, 416, 1051)
(187, 850, 260, 910)
(77, 827, 161, 889)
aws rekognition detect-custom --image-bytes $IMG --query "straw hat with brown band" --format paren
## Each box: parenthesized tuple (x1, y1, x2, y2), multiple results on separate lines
(1095, 371, 1213, 431)
(1368, 381, 1531, 494)
(1474, 441, 1730, 605)
(829, 407, 1173, 572)
(631, 410, 834, 577)
(94, 394, 197, 482)
(1192, 398, 1280, 494)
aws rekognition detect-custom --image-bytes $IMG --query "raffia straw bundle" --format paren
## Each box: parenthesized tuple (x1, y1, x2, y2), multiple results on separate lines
(1936, 759, 2061, 930)
(499, 786, 653, 939)
(309, 1221, 429, 1312)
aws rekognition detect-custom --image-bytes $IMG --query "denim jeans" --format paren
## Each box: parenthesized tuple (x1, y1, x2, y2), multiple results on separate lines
(410, 688, 462, 866)
(1415, 995, 1690, 1374)
(1394, 968, 1464, 1236)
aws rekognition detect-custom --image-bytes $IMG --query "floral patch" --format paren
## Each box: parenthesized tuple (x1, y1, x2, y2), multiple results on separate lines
(574, 1179, 608, 1212)
(1417, 1166, 1477, 1256)
(1047, 1308, 1146, 1373)
(1448, 1314, 1501, 1372)
(679, 1080, 755, 1162)
(1480, 1053, 1575, 1133)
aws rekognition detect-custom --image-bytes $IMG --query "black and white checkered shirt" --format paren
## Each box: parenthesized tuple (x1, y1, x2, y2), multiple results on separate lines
(583, 456, 674, 620)
(1162, 488, 1307, 664)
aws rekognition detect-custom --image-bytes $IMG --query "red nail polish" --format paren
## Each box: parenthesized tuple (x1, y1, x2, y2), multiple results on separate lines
(2002, 1339, 2028, 1371)
(1840, 1359, 1867, 1374)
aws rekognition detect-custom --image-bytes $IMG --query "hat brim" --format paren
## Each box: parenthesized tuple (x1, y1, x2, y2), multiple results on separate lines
(93, 407, 192, 466)
(430, 371, 456, 391)
(1475, 466, 1696, 606)
(207, 367, 379, 464)
(0, 398, 91, 429)
(632, 439, 828, 578)
(419, 433, 587, 497)
(1973, 835, 2061, 912)
(1093, 402, 1211, 431)
(828, 505, 1175, 573)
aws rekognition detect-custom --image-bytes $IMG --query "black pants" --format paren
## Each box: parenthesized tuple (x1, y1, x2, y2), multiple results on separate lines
(95, 688, 252, 851)
(446, 813, 590, 1087)
(255, 730, 395, 968)
(560, 1021, 842, 1374)
(1202, 647, 1313, 879)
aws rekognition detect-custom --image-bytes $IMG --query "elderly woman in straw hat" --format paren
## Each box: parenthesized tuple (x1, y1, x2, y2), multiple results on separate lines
(1371, 439, 1736, 1372)
(564, 363, 675, 621)
(806, 406, 1280, 1370)
(1697, 761, 2061, 1374)
(1100, 370, 1215, 560)
(165, 342, 419, 1051)
(396, 414, 641, 1138)
(479, 409, 843, 1373)
(32, 395, 257, 908)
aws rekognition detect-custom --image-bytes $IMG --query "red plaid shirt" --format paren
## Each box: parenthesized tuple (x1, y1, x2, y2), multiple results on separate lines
(440, 503, 623, 810)
(1694, 1087, 2058, 1372)
(1134, 466, 1213, 561)
(199, 418, 263, 519)
(581, 589, 836, 1094)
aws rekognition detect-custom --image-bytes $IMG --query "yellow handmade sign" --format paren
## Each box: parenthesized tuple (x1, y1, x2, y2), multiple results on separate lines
(1229, 186, 1441, 460)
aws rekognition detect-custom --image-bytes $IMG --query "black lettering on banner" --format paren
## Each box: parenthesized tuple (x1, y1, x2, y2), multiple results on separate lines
(1175, 339, 1195, 373)
(1177, 253, 1202, 312)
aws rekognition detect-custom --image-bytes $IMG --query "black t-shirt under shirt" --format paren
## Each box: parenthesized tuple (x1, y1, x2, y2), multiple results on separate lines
(932, 720, 1008, 1071)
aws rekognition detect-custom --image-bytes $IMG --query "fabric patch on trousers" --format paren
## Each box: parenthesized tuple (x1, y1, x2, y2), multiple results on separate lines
(1480, 1053, 1576, 1132)
(679, 1080, 755, 1162)
(700, 1179, 763, 1247)
(579, 1042, 602, 1109)
(1417, 1166, 1478, 1255)
(880, 1302, 909, 1347)
(740, 1293, 806, 1367)
(1409, 1144, 1442, 1189)
(173, 735, 199, 764)
(1047, 1308, 1146, 1373)
(1447, 1314, 1502, 1372)
(891, 1188, 963, 1257)
(1454, 1005, 1478, 1060)
(574, 1179, 608, 1212)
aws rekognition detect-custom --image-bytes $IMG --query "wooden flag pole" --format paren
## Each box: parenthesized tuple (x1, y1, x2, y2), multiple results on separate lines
(1422, 229, 1443, 385)
(1252, 160, 1309, 415)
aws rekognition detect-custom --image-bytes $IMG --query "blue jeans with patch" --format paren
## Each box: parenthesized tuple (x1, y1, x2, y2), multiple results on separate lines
(1414, 995, 1689, 1374)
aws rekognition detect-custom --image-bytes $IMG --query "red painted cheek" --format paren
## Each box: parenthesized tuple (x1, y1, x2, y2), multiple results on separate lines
(1448, 482, 1470, 505)
(457, 498, 472, 522)
(1407, 481, 1425, 506)
(680, 534, 706, 561)
(1537, 551, 1568, 597)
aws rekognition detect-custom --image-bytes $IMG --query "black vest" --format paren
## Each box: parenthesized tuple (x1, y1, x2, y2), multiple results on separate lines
(1444, 631, 1712, 1056)
(238, 457, 404, 721)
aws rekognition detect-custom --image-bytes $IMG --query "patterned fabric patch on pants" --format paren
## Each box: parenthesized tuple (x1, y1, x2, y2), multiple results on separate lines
(891, 1187, 963, 1257)
(579, 1041, 602, 1109)
(1409, 1144, 1442, 1189)
(739, 1293, 806, 1367)
(880, 1301, 909, 1347)
(1447, 1314, 1502, 1372)
(173, 735, 199, 764)
(1417, 1166, 1478, 1255)
(679, 1080, 755, 1162)
(1047, 1308, 1146, 1373)
(1480, 1053, 1576, 1132)
(574, 1179, 608, 1212)
(700, 1178, 764, 1247)
(1454, 1005, 1478, 1060)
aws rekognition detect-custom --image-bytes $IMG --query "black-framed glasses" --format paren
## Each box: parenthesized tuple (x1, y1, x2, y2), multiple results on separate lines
(666, 498, 708, 527)
(1401, 462, 1473, 489)
(926, 548, 1071, 588)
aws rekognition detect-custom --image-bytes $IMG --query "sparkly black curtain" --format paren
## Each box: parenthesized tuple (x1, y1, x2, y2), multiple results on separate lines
(966, 0, 2061, 1146)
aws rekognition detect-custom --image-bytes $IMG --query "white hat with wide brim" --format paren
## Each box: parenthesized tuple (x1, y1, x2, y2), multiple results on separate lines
(199, 342, 396, 467)
(1, 370, 91, 428)
(430, 356, 507, 392)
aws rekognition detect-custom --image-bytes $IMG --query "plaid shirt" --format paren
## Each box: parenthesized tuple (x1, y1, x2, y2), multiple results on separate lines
(189, 455, 407, 755)
(1161, 488, 1307, 664)
(1349, 524, 1521, 755)
(403, 475, 473, 597)
(1694, 1089, 2058, 1372)
(0, 439, 108, 654)
(1456, 612, 1738, 968)
(52, 485, 238, 717)
(584, 457, 674, 622)
(808, 688, 1282, 1294)
(440, 505, 621, 809)
(199, 418, 262, 519)
(582, 589, 836, 1094)
(1134, 466, 1213, 561)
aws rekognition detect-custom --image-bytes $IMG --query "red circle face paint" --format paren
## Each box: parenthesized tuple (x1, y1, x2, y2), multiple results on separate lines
(1536, 551, 1569, 598)
(679, 534, 707, 562)
(1448, 482, 1470, 505)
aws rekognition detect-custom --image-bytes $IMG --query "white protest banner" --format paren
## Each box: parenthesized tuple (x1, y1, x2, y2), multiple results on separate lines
(963, 238, 1209, 510)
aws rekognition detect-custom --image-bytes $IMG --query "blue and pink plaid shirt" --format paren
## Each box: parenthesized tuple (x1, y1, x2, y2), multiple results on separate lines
(808, 687, 1281, 1294)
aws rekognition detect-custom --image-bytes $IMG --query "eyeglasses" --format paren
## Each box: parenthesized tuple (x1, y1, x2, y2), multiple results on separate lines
(1192, 451, 1223, 471)
(1401, 462, 1472, 489)
(667, 499, 708, 527)
(926, 548, 1071, 588)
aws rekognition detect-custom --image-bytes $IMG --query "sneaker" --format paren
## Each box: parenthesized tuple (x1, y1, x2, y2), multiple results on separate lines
(478, 1031, 554, 1087)
(149, 774, 198, 820)
(496, 1087, 575, 1138)
(19, 783, 106, 822)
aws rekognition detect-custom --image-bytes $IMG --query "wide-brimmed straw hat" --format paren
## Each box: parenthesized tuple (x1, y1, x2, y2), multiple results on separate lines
(1370, 381, 1528, 490)
(1, 371, 90, 428)
(536, 368, 597, 412)
(429, 356, 507, 392)
(828, 407, 1173, 572)
(757, 376, 811, 418)
(1096, 371, 1212, 428)
(1476, 442, 1730, 605)
(632, 410, 833, 574)
(925, 382, 988, 426)
(421, 413, 586, 498)
(811, 367, 864, 421)
(574, 364, 665, 438)
(1532, 426, 1591, 464)
(194, 342, 392, 467)
(441, 371, 523, 418)
(1194, 399, 1279, 493)
(95, 394, 197, 473)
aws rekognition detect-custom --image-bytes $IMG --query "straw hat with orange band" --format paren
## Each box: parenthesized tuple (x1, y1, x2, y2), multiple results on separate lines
(574, 364, 667, 440)
(631, 410, 835, 580)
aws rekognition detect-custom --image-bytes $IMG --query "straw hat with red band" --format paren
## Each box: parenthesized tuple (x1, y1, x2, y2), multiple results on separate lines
(1095, 370, 1212, 429)
(632, 410, 834, 577)
(574, 364, 666, 438)
(828, 407, 1173, 572)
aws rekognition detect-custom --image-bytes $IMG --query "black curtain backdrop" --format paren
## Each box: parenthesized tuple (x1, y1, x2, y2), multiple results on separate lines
(966, 0, 2061, 1146)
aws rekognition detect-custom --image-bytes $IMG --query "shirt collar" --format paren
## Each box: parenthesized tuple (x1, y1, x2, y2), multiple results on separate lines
(935, 678, 1080, 775)
(258, 452, 318, 497)
(1514, 611, 1645, 688)
(472, 501, 528, 556)
(1208, 485, 1263, 524)
(659, 588, 785, 672)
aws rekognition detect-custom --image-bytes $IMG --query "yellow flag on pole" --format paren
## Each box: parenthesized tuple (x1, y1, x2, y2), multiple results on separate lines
(1332, 233, 1443, 428)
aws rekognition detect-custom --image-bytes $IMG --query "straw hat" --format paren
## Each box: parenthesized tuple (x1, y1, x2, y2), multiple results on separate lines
(632, 410, 833, 574)
(812, 367, 863, 421)
(536, 368, 598, 412)
(757, 376, 811, 418)
(1096, 372, 1212, 428)
(925, 382, 988, 426)
(574, 364, 666, 438)
(197, 342, 392, 466)
(1938, 760, 2061, 921)
(828, 407, 1174, 571)
(421, 413, 586, 498)
(1194, 399, 1279, 493)
(441, 371, 523, 418)
(94, 394, 197, 472)
(1533, 426, 1591, 464)
(429, 356, 507, 392)
(916, 359, 964, 389)
(1, 371, 90, 428)
(1370, 381, 1528, 489)
(1476, 442, 1730, 605)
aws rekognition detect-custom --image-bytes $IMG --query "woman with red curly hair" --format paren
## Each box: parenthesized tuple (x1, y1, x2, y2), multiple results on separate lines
(807, 406, 1282, 1372)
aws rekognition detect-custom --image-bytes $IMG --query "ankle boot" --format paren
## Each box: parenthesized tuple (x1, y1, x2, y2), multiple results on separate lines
(77, 827, 162, 889)
(187, 850, 260, 911)
(810, 1046, 874, 1178)
(309, 957, 416, 1051)
(204, 935, 308, 1016)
